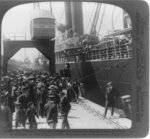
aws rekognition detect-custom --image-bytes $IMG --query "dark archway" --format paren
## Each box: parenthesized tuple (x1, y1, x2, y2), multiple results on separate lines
(3, 39, 55, 74)
(8, 48, 50, 71)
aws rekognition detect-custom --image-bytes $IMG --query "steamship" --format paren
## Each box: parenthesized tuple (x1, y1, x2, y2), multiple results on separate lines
(30, 2, 132, 106)
(54, 3, 132, 106)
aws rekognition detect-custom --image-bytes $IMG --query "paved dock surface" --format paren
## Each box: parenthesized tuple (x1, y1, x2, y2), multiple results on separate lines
(12, 97, 131, 129)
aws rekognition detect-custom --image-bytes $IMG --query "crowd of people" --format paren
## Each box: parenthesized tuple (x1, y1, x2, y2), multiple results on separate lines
(0, 60, 131, 130)
(1, 63, 85, 130)
(58, 34, 132, 62)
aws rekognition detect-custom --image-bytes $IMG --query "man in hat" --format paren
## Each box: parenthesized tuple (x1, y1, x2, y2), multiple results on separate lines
(63, 63, 71, 78)
(1, 84, 15, 114)
(11, 82, 18, 101)
(104, 82, 119, 117)
(28, 75, 36, 105)
(59, 91, 71, 129)
(72, 79, 80, 101)
(25, 102, 38, 129)
(44, 90, 58, 129)
(79, 82, 86, 97)
(66, 80, 75, 102)
(16, 86, 32, 127)
(36, 80, 45, 117)
(50, 86, 60, 105)
(17, 86, 31, 109)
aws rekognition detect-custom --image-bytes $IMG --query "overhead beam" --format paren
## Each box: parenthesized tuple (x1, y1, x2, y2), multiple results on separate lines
(3, 40, 55, 74)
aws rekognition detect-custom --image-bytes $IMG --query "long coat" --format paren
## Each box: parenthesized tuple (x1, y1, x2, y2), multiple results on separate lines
(25, 107, 38, 129)
(60, 97, 71, 115)
(0, 105, 12, 129)
(105, 87, 119, 106)
(44, 101, 58, 123)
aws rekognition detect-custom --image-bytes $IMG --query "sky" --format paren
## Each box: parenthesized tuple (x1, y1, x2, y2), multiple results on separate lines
(2, 2, 126, 62)
(2, 2, 65, 62)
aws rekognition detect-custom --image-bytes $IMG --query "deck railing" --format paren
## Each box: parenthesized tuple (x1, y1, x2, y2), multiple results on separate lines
(55, 41, 132, 63)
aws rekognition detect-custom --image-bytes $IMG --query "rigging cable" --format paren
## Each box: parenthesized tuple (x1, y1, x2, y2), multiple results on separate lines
(87, 3, 97, 34)
(93, 3, 101, 35)
(90, 3, 101, 34)
(97, 4, 106, 35)
(111, 6, 116, 32)
(83, 3, 91, 32)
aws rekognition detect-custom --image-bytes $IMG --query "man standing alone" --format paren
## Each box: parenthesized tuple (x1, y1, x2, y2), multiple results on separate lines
(104, 82, 119, 117)
(59, 91, 71, 129)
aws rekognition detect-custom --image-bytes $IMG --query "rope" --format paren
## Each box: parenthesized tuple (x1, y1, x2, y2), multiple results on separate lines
(87, 3, 97, 34)
(97, 4, 106, 35)
(90, 4, 100, 34)
(83, 3, 93, 33)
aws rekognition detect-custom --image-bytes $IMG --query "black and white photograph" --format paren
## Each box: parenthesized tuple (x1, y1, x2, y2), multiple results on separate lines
(0, 0, 149, 138)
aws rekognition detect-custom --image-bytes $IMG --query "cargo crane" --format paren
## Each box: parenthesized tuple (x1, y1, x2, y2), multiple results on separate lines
(30, 2, 55, 40)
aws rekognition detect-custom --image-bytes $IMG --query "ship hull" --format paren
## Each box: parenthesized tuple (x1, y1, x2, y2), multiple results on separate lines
(56, 59, 133, 106)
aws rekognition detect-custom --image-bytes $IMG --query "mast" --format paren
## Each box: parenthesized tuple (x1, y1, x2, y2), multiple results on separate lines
(50, 2, 52, 13)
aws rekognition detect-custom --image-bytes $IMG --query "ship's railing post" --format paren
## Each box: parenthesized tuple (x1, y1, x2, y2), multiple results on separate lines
(119, 42, 122, 59)
(113, 37, 117, 59)
(126, 43, 130, 58)
(106, 46, 109, 60)
(128, 43, 132, 58)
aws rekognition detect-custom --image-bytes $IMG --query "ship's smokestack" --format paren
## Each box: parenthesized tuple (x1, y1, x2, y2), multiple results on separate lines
(64, 2, 72, 30)
(71, 2, 83, 35)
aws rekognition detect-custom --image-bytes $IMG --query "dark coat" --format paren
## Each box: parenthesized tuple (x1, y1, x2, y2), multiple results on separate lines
(105, 87, 119, 106)
(0, 105, 12, 129)
(25, 107, 38, 124)
(28, 83, 36, 104)
(60, 97, 71, 115)
(15, 106, 26, 127)
(63, 67, 71, 78)
(4, 94, 15, 113)
(72, 81, 79, 92)
(17, 94, 31, 109)
(44, 101, 58, 123)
